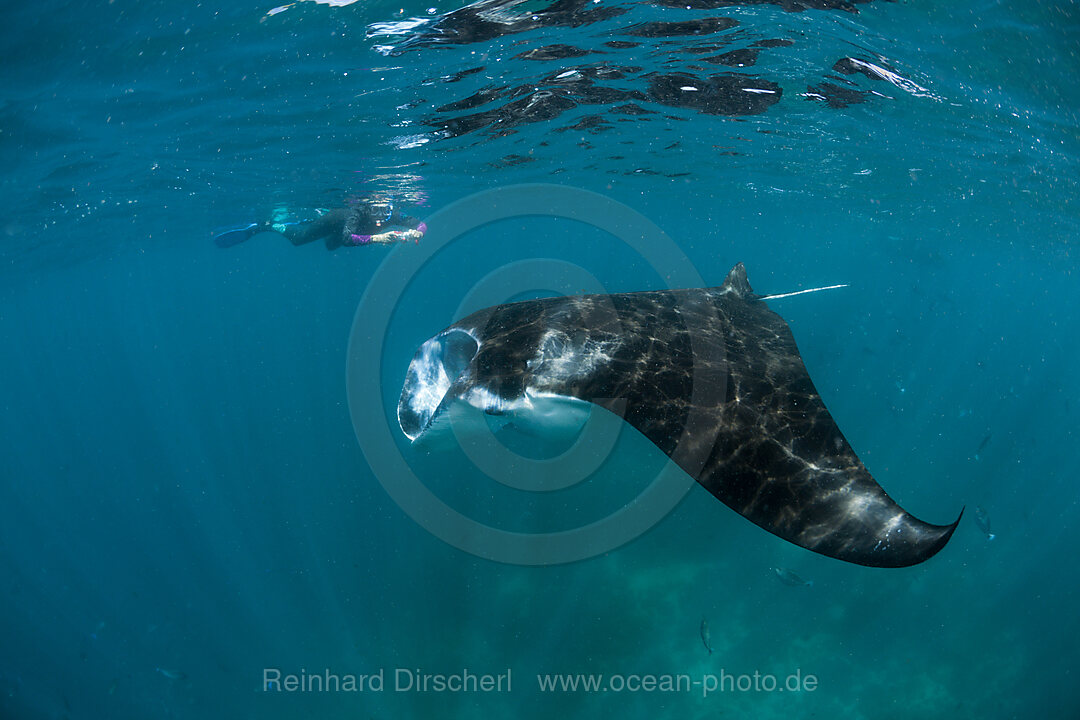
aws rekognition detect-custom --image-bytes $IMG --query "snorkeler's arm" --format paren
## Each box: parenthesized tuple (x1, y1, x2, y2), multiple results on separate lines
(349, 229, 422, 245)
(342, 211, 426, 246)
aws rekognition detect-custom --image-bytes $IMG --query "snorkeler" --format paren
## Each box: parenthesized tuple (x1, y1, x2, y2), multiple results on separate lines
(213, 200, 426, 250)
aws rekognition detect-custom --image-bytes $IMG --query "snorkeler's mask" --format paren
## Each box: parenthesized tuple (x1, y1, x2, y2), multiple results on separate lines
(370, 200, 394, 224)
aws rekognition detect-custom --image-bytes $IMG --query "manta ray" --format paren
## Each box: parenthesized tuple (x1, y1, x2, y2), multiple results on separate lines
(397, 263, 961, 567)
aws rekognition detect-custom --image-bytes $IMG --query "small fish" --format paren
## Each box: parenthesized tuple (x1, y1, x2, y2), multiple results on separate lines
(977, 433, 992, 453)
(772, 567, 813, 587)
(700, 618, 713, 655)
(155, 668, 187, 681)
(974, 506, 996, 541)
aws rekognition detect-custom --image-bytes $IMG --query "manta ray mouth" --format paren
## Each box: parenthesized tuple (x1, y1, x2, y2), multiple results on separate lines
(398, 329, 480, 441)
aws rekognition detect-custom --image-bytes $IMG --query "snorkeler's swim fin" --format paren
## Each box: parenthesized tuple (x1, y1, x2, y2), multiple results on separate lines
(212, 222, 263, 248)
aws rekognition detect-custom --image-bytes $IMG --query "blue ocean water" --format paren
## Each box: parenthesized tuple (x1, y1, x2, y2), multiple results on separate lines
(2, 0, 1079, 717)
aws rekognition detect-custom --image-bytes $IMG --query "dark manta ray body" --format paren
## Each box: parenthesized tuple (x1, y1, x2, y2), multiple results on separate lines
(397, 264, 961, 567)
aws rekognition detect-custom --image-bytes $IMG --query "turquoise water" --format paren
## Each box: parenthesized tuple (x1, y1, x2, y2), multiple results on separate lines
(2, 0, 1078, 718)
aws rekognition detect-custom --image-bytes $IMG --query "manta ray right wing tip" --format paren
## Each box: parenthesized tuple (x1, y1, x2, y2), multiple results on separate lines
(912, 505, 965, 567)
(937, 505, 966, 551)
(869, 506, 965, 569)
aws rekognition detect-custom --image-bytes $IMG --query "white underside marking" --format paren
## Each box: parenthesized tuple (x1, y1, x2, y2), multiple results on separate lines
(417, 392, 593, 448)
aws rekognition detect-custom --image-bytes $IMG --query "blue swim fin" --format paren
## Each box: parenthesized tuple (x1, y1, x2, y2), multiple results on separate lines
(212, 222, 263, 248)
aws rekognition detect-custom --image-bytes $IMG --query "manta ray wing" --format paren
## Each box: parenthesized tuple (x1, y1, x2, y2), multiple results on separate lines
(397, 263, 961, 567)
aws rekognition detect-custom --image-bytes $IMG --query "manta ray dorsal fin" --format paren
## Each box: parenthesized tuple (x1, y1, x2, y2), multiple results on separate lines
(720, 262, 755, 298)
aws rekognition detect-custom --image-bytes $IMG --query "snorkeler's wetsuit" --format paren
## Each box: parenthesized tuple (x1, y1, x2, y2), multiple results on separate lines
(278, 205, 424, 249)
